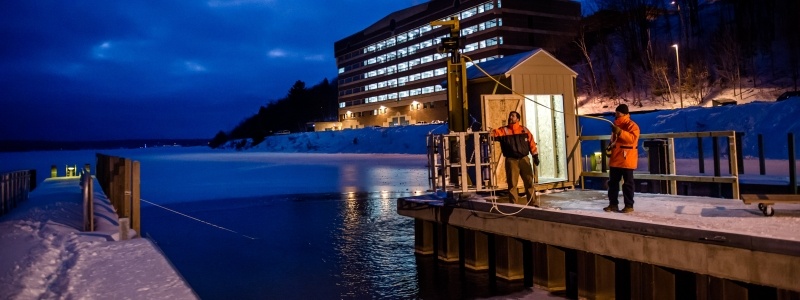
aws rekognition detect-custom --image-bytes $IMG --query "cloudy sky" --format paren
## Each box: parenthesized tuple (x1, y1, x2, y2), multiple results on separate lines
(0, 0, 423, 141)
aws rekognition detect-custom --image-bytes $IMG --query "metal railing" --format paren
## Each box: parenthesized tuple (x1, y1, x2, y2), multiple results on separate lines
(1, 170, 35, 217)
(579, 131, 740, 199)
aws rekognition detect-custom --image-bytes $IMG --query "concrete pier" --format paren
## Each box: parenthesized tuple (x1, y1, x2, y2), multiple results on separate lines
(397, 190, 800, 299)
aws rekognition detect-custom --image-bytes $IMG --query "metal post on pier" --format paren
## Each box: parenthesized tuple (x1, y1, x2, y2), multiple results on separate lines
(735, 132, 744, 174)
(758, 134, 766, 175)
(697, 136, 704, 174)
(789, 133, 797, 194)
(668, 138, 677, 194)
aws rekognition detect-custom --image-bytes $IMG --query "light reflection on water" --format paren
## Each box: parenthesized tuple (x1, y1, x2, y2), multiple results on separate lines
(145, 192, 537, 299)
(143, 192, 419, 299)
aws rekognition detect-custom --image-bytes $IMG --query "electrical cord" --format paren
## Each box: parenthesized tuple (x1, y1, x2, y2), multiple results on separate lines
(484, 137, 538, 216)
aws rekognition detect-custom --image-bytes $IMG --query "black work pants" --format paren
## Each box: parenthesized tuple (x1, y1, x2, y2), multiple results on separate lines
(608, 167, 635, 207)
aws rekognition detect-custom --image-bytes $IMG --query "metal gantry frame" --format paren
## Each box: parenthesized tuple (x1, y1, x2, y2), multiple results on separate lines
(428, 131, 496, 194)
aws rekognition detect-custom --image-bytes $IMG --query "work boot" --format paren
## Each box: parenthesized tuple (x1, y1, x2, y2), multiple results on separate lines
(621, 206, 634, 213)
(603, 205, 619, 212)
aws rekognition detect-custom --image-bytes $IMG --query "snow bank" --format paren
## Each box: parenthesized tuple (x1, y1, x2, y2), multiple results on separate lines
(240, 124, 449, 154)
(580, 100, 800, 158)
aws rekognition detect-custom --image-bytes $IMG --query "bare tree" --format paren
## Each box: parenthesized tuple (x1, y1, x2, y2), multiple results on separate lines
(573, 29, 599, 95)
(684, 62, 711, 105)
(711, 20, 742, 98)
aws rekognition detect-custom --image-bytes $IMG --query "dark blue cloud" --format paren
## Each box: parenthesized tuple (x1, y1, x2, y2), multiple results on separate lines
(1, 0, 422, 141)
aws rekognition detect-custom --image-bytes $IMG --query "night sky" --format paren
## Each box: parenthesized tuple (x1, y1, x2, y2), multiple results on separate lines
(0, 0, 423, 141)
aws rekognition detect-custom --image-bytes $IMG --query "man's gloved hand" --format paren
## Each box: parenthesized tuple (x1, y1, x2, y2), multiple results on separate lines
(611, 125, 621, 135)
(532, 154, 540, 166)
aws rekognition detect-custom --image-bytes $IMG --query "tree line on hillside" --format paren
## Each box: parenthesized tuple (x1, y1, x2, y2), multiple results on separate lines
(566, 0, 799, 108)
(209, 79, 338, 148)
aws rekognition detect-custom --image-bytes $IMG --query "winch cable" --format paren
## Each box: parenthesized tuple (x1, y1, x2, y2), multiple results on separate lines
(141, 198, 259, 240)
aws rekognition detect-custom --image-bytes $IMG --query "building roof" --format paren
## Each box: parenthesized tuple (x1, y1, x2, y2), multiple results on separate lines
(440, 49, 577, 87)
(465, 49, 543, 80)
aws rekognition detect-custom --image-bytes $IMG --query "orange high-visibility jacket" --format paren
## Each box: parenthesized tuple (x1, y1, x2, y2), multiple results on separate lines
(492, 123, 538, 159)
(609, 114, 640, 169)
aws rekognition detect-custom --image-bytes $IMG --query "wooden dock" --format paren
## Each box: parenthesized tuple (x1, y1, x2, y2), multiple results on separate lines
(398, 190, 800, 299)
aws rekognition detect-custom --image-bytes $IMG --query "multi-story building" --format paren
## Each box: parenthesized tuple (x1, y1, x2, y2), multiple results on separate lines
(333, 0, 580, 128)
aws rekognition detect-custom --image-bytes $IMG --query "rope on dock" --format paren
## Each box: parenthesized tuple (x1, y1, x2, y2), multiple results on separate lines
(140, 198, 259, 240)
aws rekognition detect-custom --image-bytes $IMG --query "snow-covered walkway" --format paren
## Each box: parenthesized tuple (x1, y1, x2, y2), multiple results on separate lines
(0, 177, 197, 299)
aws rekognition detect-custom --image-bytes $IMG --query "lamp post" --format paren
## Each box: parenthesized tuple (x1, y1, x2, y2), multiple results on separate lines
(672, 44, 683, 108)
(671, 1, 686, 46)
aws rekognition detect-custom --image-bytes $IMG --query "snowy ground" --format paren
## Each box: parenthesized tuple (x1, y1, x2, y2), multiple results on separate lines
(0, 177, 197, 299)
(537, 189, 800, 242)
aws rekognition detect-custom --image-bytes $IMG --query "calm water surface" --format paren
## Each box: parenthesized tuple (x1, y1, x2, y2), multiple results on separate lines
(133, 151, 533, 299)
(144, 192, 535, 299)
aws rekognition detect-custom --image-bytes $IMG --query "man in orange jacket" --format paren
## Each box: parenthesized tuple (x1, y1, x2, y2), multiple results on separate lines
(491, 111, 540, 206)
(604, 104, 640, 213)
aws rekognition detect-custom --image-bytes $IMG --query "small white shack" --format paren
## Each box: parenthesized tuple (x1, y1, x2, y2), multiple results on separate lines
(466, 49, 580, 190)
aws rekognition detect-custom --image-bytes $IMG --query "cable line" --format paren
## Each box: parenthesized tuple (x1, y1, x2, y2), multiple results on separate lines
(141, 198, 259, 240)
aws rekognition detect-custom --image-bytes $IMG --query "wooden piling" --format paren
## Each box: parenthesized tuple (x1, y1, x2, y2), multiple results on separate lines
(463, 229, 489, 271)
(132, 161, 140, 236)
(414, 219, 434, 255)
(533, 243, 566, 292)
(437, 224, 460, 262)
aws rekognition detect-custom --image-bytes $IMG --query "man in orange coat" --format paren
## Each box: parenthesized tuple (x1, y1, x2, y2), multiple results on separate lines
(491, 111, 540, 206)
(604, 104, 640, 213)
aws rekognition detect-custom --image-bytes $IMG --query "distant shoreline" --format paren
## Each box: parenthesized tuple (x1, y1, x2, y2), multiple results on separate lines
(0, 139, 209, 152)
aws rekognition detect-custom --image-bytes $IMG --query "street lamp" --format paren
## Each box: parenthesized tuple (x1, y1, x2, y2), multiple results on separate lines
(672, 44, 683, 108)
(671, 1, 686, 46)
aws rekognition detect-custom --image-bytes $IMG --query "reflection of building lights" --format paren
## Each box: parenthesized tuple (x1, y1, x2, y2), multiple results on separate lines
(379, 106, 387, 114)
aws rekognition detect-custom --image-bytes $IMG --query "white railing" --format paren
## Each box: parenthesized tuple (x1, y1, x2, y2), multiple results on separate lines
(427, 131, 495, 195)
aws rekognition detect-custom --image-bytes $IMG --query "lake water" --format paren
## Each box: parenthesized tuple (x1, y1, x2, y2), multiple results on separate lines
(144, 192, 533, 299)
